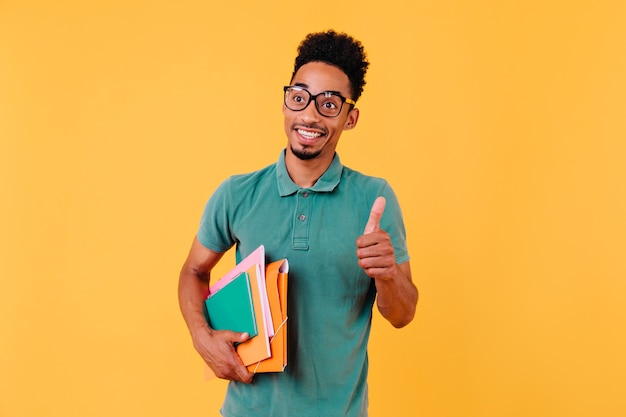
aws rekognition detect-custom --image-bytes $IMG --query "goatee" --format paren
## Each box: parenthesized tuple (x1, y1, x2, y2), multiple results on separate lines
(291, 145, 322, 161)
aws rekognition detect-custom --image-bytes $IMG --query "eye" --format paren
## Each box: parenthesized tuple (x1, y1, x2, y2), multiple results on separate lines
(320, 94, 342, 110)
(321, 100, 338, 109)
(290, 91, 307, 103)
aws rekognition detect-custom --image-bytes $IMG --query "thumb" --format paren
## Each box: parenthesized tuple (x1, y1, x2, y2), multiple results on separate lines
(363, 196, 386, 234)
(229, 331, 250, 344)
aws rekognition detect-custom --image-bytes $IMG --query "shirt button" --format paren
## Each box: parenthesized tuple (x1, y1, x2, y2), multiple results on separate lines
(302, 191, 309, 198)
(299, 214, 306, 221)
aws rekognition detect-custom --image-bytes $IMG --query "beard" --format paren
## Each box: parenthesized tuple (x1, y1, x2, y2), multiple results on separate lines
(290, 144, 322, 160)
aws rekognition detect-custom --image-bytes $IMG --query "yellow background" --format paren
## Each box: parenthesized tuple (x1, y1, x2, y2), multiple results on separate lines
(1, 1, 625, 416)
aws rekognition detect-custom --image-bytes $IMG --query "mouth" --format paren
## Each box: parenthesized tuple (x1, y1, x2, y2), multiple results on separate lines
(295, 126, 326, 144)
(297, 128, 322, 139)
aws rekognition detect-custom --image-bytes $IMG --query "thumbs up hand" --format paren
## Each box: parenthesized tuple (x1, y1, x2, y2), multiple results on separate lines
(363, 196, 386, 234)
(356, 197, 397, 281)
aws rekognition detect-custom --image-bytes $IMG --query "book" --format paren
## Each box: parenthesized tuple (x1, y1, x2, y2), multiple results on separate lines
(237, 262, 272, 367)
(251, 258, 288, 373)
(205, 271, 257, 339)
(204, 245, 289, 378)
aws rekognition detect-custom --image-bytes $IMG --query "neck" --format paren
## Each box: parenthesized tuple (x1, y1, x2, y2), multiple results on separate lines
(284, 149, 334, 188)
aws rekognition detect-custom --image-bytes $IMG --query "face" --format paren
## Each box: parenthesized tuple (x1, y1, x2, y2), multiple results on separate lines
(283, 62, 359, 162)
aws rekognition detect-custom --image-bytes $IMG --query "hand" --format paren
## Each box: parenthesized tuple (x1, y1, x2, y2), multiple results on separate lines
(356, 196, 398, 281)
(192, 326, 254, 383)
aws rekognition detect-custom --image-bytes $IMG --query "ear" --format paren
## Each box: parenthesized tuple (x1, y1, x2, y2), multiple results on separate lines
(343, 107, 360, 130)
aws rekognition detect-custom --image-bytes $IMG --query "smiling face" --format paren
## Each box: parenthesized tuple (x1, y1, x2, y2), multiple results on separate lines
(283, 62, 359, 164)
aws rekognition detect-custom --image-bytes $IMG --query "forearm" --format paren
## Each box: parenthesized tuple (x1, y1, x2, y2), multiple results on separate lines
(178, 266, 211, 336)
(375, 263, 418, 328)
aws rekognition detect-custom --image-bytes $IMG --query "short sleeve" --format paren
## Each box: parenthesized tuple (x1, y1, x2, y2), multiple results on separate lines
(379, 182, 410, 265)
(197, 178, 236, 253)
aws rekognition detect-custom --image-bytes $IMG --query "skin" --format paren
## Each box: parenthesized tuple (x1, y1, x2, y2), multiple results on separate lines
(178, 61, 418, 384)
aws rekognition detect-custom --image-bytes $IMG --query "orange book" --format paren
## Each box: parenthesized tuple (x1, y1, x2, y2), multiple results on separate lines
(249, 259, 289, 373)
(237, 263, 271, 366)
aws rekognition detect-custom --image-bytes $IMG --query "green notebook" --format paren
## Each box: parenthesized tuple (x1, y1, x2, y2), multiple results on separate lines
(205, 272, 258, 338)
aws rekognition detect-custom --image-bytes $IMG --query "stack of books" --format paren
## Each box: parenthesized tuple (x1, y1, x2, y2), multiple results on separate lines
(204, 245, 288, 375)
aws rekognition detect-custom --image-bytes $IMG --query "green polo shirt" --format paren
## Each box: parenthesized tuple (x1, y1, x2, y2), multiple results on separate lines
(198, 150, 409, 417)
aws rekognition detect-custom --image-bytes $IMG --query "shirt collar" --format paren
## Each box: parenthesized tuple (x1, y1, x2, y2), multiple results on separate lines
(276, 149, 343, 196)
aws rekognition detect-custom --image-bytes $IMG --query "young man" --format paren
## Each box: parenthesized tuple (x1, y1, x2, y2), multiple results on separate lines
(178, 30, 418, 417)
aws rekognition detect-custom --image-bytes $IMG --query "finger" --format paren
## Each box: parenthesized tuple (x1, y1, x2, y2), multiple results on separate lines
(225, 332, 254, 382)
(363, 196, 386, 234)
(232, 332, 250, 344)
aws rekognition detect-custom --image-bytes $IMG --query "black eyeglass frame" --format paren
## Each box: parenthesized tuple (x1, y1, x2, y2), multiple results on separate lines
(283, 86, 357, 118)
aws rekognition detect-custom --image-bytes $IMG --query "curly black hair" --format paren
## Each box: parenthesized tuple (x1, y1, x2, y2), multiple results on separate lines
(291, 30, 369, 102)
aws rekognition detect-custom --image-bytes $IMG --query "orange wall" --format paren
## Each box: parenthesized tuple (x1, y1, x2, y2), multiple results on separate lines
(1, 1, 625, 416)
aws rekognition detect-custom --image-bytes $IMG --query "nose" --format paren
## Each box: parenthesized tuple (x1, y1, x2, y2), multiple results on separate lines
(299, 99, 322, 124)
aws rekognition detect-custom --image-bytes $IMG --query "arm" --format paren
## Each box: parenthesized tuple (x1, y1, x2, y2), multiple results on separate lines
(356, 197, 418, 328)
(373, 260, 417, 328)
(178, 236, 254, 383)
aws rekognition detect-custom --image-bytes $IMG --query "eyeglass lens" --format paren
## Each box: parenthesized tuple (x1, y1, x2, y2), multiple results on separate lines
(284, 87, 344, 117)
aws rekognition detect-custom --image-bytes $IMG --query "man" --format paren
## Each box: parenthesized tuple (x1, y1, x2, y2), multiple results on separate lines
(179, 30, 418, 417)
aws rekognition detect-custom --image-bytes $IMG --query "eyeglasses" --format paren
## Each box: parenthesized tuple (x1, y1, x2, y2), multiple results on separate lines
(283, 86, 356, 118)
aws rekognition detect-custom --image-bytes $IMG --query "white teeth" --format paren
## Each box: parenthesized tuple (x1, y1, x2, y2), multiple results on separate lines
(297, 129, 322, 139)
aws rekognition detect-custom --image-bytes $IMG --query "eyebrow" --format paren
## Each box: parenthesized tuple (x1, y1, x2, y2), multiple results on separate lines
(293, 83, 343, 96)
